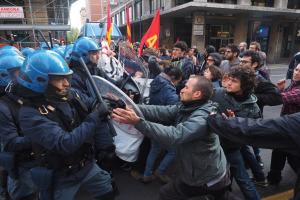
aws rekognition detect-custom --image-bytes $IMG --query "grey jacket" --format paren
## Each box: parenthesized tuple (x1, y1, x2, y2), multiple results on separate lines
(135, 101, 227, 186)
(212, 88, 261, 151)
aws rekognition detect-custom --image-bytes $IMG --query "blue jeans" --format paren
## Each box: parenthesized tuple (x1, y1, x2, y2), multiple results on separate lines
(226, 150, 260, 200)
(241, 145, 265, 181)
(144, 140, 176, 177)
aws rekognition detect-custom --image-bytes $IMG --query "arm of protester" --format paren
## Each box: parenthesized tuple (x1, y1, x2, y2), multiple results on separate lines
(112, 107, 210, 147)
(255, 81, 283, 106)
(207, 113, 299, 152)
(137, 104, 178, 124)
(281, 88, 300, 105)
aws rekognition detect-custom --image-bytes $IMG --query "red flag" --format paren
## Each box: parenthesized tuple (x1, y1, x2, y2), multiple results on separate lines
(126, 6, 132, 45)
(106, 0, 112, 45)
(139, 9, 160, 56)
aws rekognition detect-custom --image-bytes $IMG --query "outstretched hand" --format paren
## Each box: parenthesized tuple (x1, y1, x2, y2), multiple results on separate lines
(112, 107, 140, 125)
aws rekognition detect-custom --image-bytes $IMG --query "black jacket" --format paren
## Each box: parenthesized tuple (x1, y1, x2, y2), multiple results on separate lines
(207, 114, 300, 155)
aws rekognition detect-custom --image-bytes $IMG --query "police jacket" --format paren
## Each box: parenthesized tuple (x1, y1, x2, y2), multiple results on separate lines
(134, 101, 227, 186)
(19, 90, 107, 170)
(71, 62, 115, 107)
(0, 92, 31, 153)
(207, 112, 300, 200)
(211, 88, 261, 151)
(254, 72, 282, 111)
(207, 113, 300, 155)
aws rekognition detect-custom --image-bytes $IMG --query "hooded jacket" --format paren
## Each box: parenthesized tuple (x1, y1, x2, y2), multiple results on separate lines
(149, 73, 179, 106)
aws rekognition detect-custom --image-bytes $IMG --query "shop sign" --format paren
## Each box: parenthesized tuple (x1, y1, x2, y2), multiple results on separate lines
(193, 24, 204, 36)
(0, 7, 24, 19)
(217, 31, 230, 38)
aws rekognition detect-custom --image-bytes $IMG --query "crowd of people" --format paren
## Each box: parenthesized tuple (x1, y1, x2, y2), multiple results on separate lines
(0, 36, 299, 200)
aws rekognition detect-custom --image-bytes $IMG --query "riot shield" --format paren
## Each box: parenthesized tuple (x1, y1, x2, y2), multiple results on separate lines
(98, 54, 125, 82)
(118, 41, 150, 103)
(91, 76, 144, 162)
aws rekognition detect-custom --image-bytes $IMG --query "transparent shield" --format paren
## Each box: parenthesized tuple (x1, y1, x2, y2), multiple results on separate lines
(91, 76, 144, 162)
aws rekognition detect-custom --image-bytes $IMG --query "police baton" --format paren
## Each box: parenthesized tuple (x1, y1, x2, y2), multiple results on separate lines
(79, 57, 117, 136)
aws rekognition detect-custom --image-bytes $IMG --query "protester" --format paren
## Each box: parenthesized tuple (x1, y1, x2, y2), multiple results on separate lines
(206, 53, 223, 67)
(267, 63, 300, 185)
(220, 44, 240, 73)
(203, 65, 222, 88)
(211, 66, 262, 200)
(142, 66, 182, 184)
(112, 76, 234, 200)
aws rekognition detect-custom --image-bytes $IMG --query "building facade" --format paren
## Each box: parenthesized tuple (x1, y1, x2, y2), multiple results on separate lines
(109, 0, 300, 63)
(0, 0, 73, 48)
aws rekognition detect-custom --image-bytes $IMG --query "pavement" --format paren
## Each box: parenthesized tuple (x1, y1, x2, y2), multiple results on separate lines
(77, 63, 297, 200)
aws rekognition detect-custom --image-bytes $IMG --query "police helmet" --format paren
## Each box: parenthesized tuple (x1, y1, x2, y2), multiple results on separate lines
(64, 44, 74, 62)
(52, 46, 65, 58)
(71, 37, 100, 63)
(17, 50, 73, 93)
(40, 42, 50, 50)
(0, 46, 23, 57)
(0, 55, 24, 86)
(21, 47, 35, 58)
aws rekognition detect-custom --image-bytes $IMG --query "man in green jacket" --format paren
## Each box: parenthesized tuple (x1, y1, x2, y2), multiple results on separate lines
(112, 76, 234, 200)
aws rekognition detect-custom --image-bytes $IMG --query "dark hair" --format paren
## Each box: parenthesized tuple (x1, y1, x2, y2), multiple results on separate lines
(189, 48, 198, 55)
(250, 41, 261, 51)
(226, 44, 240, 56)
(164, 66, 182, 81)
(206, 45, 216, 54)
(160, 48, 167, 56)
(174, 41, 188, 52)
(242, 50, 261, 68)
(206, 65, 223, 81)
(218, 47, 226, 55)
(228, 66, 256, 96)
(208, 53, 223, 67)
(190, 75, 213, 101)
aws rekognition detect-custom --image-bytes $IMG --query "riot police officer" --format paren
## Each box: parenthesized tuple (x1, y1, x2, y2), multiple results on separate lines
(70, 36, 115, 101)
(0, 53, 37, 200)
(17, 50, 114, 200)
(69, 37, 117, 178)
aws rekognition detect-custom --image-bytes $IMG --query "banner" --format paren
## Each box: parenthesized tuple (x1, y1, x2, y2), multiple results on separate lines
(106, 1, 112, 45)
(139, 10, 160, 56)
(126, 6, 132, 45)
(0, 7, 24, 19)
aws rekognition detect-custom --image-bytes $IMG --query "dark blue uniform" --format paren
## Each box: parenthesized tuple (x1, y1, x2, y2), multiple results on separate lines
(0, 91, 36, 199)
(18, 91, 113, 200)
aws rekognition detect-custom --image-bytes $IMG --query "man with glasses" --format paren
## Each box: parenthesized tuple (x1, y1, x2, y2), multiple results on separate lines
(220, 44, 240, 73)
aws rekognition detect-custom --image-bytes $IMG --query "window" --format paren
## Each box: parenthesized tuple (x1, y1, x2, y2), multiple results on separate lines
(150, 0, 155, 14)
(288, 0, 300, 9)
(121, 10, 125, 25)
(207, 0, 237, 4)
(251, 0, 274, 7)
(134, 1, 141, 20)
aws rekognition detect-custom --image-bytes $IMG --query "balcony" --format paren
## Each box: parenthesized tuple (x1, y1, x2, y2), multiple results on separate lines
(207, 0, 237, 4)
